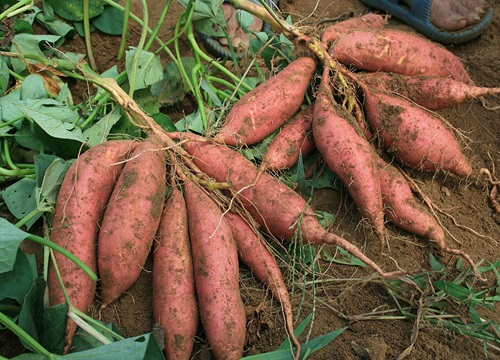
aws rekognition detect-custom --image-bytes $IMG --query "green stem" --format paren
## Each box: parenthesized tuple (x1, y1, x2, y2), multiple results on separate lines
(128, 0, 149, 97)
(117, 0, 131, 60)
(27, 234, 98, 282)
(15, 207, 42, 228)
(144, 0, 173, 51)
(0, 0, 33, 20)
(2, 138, 18, 169)
(0, 312, 53, 358)
(82, 0, 97, 71)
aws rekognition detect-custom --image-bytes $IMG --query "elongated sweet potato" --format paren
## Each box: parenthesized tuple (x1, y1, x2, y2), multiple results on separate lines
(361, 84, 473, 177)
(213, 57, 317, 146)
(321, 13, 388, 44)
(260, 106, 315, 172)
(98, 136, 167, 308)
(376, 157, 479, 275)
(330, 29, 474, 85)
(224, 211, 301, 359)
(358, 72, 500, 110)
(183, 180, 246, 360)
(178, 132, 402, 277)
(48, 140, 135, 353)
(313, 68, 385, 245)
(152, 187, 198, 360)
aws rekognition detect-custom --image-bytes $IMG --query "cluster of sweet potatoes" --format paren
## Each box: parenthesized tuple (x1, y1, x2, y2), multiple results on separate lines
(47, 13, 499, 360)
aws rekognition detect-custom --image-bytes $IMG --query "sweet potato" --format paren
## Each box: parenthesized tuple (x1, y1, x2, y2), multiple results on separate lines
(98, 136, 167, 308)
(329, 29, 474, 85)
(183, 180, 246, 360)
(260, 105, 315, 172)
(321, 13, 388, 45)
(361, 84, 473, 177)
(313, 67, 385, 245)
(152, 187, 198, 360)
(376, 157, 479, 275)
(213, 57, 317, 147)
(358, 72, 500, 110)
(48, 140, 135, 353)
(178, 132, 402, 277)
(224, 211, 301, 359)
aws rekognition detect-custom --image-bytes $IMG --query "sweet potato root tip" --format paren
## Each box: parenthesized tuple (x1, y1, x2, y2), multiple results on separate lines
(214, 57, 317, 147)
(48, 140, 136, 353)
(184, 180, 246, 360)
(224, 211, 301, 358)
(98, 136, 167, 308)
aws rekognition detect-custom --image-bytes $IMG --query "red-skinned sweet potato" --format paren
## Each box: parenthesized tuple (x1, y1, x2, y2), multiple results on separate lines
(178, 132, 401, 277)
(313, 67, 385, 245)
(260, 105, 315, 172)
(358, 72, 500, 110)
(183, 180, 246, 360)
(98, 136, 167, 308)
(224, 211, 301, 359)
(48, 140, 135, 353)
(321, 13, 388, 44)
(152, 187, 198, 360)
(361, 84, 473, 177)
(213, 57, 317, 147)
(329, 29, 474, 85)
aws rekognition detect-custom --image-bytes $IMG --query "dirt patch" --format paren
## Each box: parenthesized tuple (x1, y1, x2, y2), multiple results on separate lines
(2, 0, 499, 359)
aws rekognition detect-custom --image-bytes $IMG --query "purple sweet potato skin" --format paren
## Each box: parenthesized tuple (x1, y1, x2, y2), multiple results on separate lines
(184, 180, 246, 360)
(48, 140, 135, 354)
(153, 188, 198, 360)
(214, 57, 317, 146)
(362, 87, 473, 177)
(98, 136, 166, 307)
(330, 29, 474, 85)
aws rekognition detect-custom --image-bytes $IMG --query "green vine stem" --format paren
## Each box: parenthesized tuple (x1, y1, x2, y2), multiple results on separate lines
(117, 0, 132, 60)
(82, 0, 97, 71)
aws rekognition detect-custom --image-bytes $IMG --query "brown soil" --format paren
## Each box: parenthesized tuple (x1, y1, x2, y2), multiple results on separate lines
(2, 0, 499, 359)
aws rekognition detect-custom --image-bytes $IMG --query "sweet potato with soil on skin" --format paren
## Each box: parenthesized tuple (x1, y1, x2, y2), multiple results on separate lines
(177, 132, 402, 277)
(376, 157, 479, 276)
(329, 29, 474, 85)
(358, 72, 500, 110)
(321, 13, 388, 44)
(213, 57, 317, 147)
(260, 105, 315, 172)
(98, 136, 167, 308)
(224, 211, 301, 359)
(153, 187, 198, 360)
(48, 140, 135, 354)
(313, 67, 386, 246)
(360, 84, 473, 177)
(183, 180, 246, 360)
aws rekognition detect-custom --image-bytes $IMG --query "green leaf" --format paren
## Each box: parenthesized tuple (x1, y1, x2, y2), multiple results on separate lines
(0, 58, 9, 96)
(82, 107, 122, 145)
(45, 0, 105, 21)
(0, 249, 35, 302)
(10, 33, 63, 73)
(18, 277, 47, 351)
(175, 110, 205, 134)
(2, 178, 39, 229)
(35, 154, 60, 187)
(39, 156, 72, 206)
(429, 253, 446, 272)
(150, 58, 197, 105)
(36, 3, 75, 38)
(92, 5, 125, 35)
(63, 333, 165, 359)
(125, 48, 163, 91)
(152, 113, 176, 133)
(20, 74, 48, 100)
(71, 322, 120, 352)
